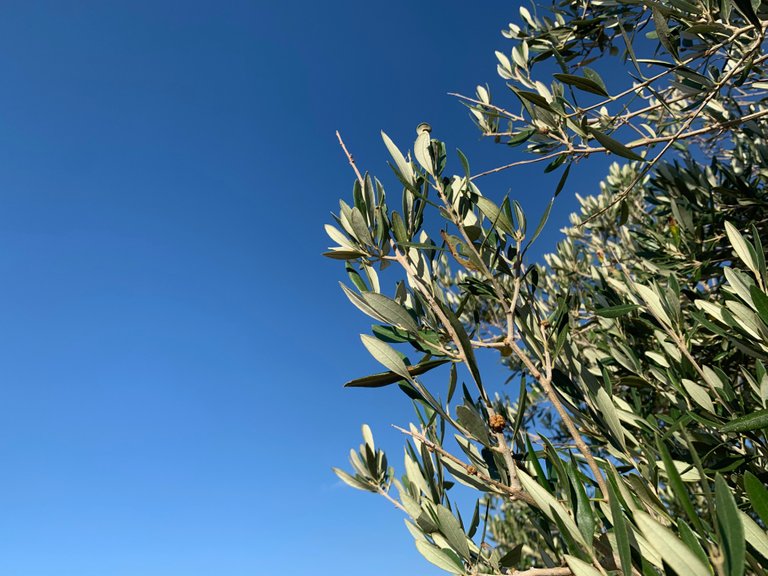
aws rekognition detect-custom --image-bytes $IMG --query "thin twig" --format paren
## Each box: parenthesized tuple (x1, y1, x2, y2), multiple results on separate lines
(581, 38, 764, 226)
(472, 151, 567, 180)
(336, 130, 365, 187)
(432, 180, 526, 492)
(448, 93, 525, 123)
(376, 487, 409, 514)
(504, 337, 609, 498)
(392, 425, 535, 505)
(509, 568, 572, 576)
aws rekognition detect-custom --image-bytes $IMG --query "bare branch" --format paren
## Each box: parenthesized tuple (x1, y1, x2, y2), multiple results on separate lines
(336, 130, 365, 187)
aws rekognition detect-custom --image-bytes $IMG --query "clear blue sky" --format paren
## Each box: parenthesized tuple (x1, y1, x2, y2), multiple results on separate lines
(0, 2, 610, 575)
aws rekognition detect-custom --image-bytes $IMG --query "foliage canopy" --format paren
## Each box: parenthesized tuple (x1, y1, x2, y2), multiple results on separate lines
(327, 0, 768, 574)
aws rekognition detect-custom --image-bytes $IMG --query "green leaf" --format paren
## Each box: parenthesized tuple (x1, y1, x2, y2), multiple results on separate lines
(745, 471, 768, 526)
(582, 67, 607, 93)
(344, 359, 451, 388)
(361, 292, 418, 332)
(436, 504, 471, 559)
(751, 223, 767, 285)
(498, 543, 523, 567)
(518, 469, 590, 551)
(750, 285, 768, 326)
(361, 423, 375, 451)
(685, 23, 730, 35)
(346, 263, 368, 292)
(438, 301, 484, 390)
(447, 362, 458, 404)
(618, 200, 629, 226)
(341, 283, 385, 323)
(325, 223, 354, 249)
(568, 456, 595, 545)
(506, 128, 536, 146)
(381, 131, 414, 188)
(607, 479, 632, 576)
(634, 511, 710, 576)
(553, 162, 571, 197)
(332, 467, 374, 491)
(456, 404, 491, 445)
(457, 149, 470, 178)
(589, 128, 646, 162)
(740, 510, 768, 560)
(682, 378, 715, 413)
(360, 334, 411, 380)
(565, 555, 602, 576)
(514, 89, 555, 112)
(716, 474, 745, 576)
(721, 408, 768, 432)
(476, 196, 515, 235)
(595, 304, 640, 318)
(414, 540, 464, 574)
(635, 283, 673, 326)
(554, 73, 609, 96)
(349, 207, 374, 246)
(511, 376, 528, 439)
(678, 521, 710, 569)
(391, 211, 409, 245)
(414, 131, 433, 175)
(725, 221, 760, 279)
(371, 324, 408, 343)
(595, 387, 626, 451)
(526, 196, 554, 250)
(467, 500, 480, 539)
(657, 436, 702, 533)
(652, 8, 678, 60)
(323, 249, 366, 260)
(525, 434, 550, 490)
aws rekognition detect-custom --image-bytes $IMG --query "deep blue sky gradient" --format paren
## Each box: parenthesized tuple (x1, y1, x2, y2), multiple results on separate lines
(0, 2, 613, 575)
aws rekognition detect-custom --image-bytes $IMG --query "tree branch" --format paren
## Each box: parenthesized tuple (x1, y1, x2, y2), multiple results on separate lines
(392, 425, 535, 505)
(336, 130, 365, 187)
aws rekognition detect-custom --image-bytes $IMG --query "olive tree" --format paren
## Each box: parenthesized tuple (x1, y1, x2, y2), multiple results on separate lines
(326, 0, 768, 574)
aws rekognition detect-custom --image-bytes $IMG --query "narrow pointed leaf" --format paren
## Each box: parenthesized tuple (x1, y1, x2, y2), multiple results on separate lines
(414, 131, 433, 175)
(745, 471, 768, 526)
(554, 73, 609, 96)
(750, 285, 768, 326)
(333, 468, 374, 491)
(439, 301, 483, 389)
(360, 334, 410, 380)
(499, 544, 523, 567)
(595, 387, 626, 450)
(565, 556, 602, 576)
(595, 304, 640, 318)
(476, 196, 515, 235)
(721, 408, 768, 432)
(518, 469, 590, 550)
(589, 128, 646, 162)
(456, 405, 491, 445)
(634, 511, 710, 576)
(527, 196, 554, 249)
(344, 359, 451, 388)
(740, 510, 768, 560)
(657, 437, 702, 531)
(436, 504, 471, 559)
(414, 540, 464, 574)
(607, 479, 632, 576)
(679, 521, 709, 569)
(554, 162, 571, 197)
(716, 474, 745, 576)
(725, 221, 759, 278)
(361, 291, 419, 332)
(381, 131, 414, 187)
